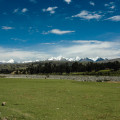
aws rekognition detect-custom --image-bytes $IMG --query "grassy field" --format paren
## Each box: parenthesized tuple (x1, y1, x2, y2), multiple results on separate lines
(0, 78, 120, 120)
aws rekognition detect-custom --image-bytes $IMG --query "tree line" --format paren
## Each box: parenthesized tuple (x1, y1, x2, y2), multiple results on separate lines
(25, 61, 120, 75)
(0, 61, 120, 75)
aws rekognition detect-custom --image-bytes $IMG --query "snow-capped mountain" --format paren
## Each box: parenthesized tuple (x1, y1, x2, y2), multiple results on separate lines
(75, 56, 80, 61)
(0, 56, 108, 64)
(48, 56, 106, 62)
(0, 59, 39, 64)
(7, 59, 15, 63)
(66, 56, 80, 61)
(79, 57, 93, 62)
(96, 57, 105, 62)
(22, 60, 33, 63)
(48, 56, 67, 61)
(0, 59, 15, 64)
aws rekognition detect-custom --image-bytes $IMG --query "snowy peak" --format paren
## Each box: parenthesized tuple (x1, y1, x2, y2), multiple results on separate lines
(0, 57, 107, 64)
(48, 56, 67, 61)
(48, 56, 106, 62)
(7, 59, 15, 63)
(0, 59, 15, 64)
(22, 60, 33, 63)
(75, 56, 80, 61)
(79, 57, 93, 62)
(96, 57, 104, 62)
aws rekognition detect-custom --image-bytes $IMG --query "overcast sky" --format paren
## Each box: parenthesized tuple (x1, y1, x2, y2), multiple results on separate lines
(0, 0, 120, 61)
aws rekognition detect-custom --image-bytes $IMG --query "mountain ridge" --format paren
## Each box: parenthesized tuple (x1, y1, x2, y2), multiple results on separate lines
(0, 56, 112, 64)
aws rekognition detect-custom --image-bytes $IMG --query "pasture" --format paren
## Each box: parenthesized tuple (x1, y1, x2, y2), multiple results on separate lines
(0, 78, 120, 120)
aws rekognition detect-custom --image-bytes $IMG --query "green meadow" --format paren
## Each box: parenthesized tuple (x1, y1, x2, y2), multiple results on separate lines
(0, 78, 120, 120)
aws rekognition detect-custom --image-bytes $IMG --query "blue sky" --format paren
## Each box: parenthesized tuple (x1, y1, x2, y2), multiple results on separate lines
(0, 0, 120, 61)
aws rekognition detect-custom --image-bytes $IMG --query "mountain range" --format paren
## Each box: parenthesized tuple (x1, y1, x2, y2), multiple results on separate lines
(48, 56, 108, 62)
(0, 56, 110, 64)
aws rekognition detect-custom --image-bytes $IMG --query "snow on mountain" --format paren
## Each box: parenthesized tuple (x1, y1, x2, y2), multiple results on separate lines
(79, 57, 93, 62)
(66, 56, 80, 61)
(24, 57, 106, 63)
(22, 60, 33, 63)
(91, 57, 108, 62)
(48, 56, 81, 62)
(0, 59, 15, 64)
(7, 59, 15, 63)
(35, 60, 40, 62)
(90, 57, 103, 62)
(0, 57, 107, 64)
(48, 56, 67, 61)
(0, 60, 7, 64)
(75, 56, 80, 61)
(96, 57, 105, 62)
(90, 57, 100, 61)
(67, 58, 75, 61)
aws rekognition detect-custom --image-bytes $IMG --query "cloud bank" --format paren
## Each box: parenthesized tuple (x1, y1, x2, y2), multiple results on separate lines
(107, 15, 120, 21)
(53, 40, 120, 59)
(0, 40, 119, 61)
(0, 47, 50, 61)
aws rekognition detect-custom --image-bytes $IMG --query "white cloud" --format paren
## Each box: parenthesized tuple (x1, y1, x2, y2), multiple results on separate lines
(107, 11, 114, 13)
(89, 1, 95, 6)
(53, 40, 120, 59)
(107, 15, 120, 21)
(0, 47, 50, 61)
(0, 40, 119, 61)
(42, 31, 49, 35)
(29, 0, 37, 3)
(110, 6, 115, 9)
(72, 10, 102, 20)
(43, 6, 58, 14)
(13, 8, 28, 14)
(41, 43, 55, 45)
(13, 8, 19, 13)
(105, 4, 109, 7)
(21, 8, 28, 13)
(105, 2, 115, 9)
(64, 0, 71, 4)
(11, 38, 26, 42)
(72, 40, 101, 44)
(105, 2, 114, 7)
(2, 26, 14, 30)
(48, 29, 75, 35)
